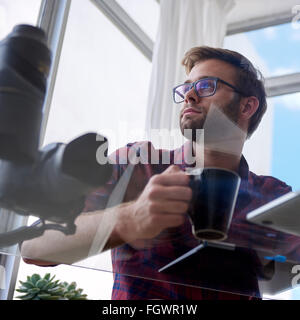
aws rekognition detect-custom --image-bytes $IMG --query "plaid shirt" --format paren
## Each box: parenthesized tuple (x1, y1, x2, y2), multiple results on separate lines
(83, 141, 300, 300)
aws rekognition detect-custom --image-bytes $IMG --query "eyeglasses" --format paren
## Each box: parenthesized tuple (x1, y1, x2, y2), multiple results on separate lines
(172, 77, 245, 104)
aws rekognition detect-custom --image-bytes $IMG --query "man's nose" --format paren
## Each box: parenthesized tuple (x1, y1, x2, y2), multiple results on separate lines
(184, 87, 200, 104)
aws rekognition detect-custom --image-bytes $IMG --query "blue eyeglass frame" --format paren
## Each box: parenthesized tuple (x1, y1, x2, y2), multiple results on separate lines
(172, 77, 245, 104)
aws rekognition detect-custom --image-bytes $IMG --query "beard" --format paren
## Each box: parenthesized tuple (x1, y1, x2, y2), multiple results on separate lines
(180, 94, 241, 142)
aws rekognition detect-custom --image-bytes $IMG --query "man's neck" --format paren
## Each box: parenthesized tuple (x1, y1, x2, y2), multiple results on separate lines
(190, 140, 242, 173)
(203, 148, 241, 173)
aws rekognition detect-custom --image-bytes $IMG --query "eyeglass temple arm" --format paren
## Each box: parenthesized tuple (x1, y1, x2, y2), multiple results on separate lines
(218, 79, 245, 96)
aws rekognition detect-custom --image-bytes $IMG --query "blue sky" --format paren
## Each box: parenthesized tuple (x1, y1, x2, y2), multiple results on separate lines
(271, 98, 300, 191)
(247, 23, 300, 76)
(246, 23, 300, 191)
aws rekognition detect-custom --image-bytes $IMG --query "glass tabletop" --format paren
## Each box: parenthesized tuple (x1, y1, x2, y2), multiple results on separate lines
(2, 186, 300, 300)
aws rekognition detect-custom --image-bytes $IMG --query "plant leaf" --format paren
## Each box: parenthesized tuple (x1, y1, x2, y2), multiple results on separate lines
(44, 273, 51, 281)
(48, 280, 60, 289)
(36, 279, 48, 289)
(39, 294, 61, 300)
(16, 293, 36, 300)
(19, 281, 34, 289)
(67, 282, 77, 291)
(42, 282, 53, 291)
(28, 288, 40, 294)
(37, 293, 51, 299)
(64, 293, 74, 299)
(31, 274, 41, 285)
(48, 285, 62, 292)
(16, 288, 29, 293)
(49, 275, 56, 283)
(48, 287, 64, 295)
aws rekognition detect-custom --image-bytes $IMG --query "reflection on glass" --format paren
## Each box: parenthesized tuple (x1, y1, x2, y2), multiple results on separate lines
(0, 0, 42, 301)
(0, 0, 42, 250)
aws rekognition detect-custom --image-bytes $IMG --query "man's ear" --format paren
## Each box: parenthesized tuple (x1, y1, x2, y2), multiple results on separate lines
(239, 96, 259, 121)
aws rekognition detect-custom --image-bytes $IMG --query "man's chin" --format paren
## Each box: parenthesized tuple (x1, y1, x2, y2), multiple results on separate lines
(180, 117, 205, 130)
(180, 120, 204, 141)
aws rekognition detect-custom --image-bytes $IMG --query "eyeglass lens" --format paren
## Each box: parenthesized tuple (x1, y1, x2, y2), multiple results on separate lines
(174, 78, 216, 103)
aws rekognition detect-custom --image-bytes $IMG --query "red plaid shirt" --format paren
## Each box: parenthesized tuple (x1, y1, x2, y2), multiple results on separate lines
(84, 141, 300, 300)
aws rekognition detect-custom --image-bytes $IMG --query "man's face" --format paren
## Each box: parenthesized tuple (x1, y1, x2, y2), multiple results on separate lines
(179, 59, 241, 137)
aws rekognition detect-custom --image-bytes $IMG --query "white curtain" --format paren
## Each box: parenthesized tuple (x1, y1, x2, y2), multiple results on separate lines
(146, 0, 235, 142)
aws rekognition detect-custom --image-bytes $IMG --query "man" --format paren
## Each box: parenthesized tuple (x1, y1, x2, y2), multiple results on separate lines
(21, 47, 299, 299)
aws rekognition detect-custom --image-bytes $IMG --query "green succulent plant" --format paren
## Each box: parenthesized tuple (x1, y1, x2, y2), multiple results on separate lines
(16, 273, 88, 300)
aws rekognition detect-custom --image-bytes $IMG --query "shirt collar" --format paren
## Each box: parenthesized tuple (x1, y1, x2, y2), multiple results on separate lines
(238, 155, 250, 189)
(237, 155, 252, 208)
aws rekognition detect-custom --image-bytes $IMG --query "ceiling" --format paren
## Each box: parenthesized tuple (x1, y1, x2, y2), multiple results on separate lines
(92, 0, 300, 97)
(227, 0, 299, 34)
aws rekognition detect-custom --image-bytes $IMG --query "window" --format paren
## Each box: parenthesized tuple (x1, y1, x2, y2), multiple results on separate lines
(224, 23, 300, 77)
(270, 92, 300, 191)
(115, 0, 159, 41)
(0, 0, 41, 40)
(43, 0, 152, 154)
(225, 25, 300, 300)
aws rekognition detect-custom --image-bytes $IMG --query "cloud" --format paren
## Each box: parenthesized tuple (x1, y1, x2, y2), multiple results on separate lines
(290, 29, 300, 41)
(274, 92, 300, 110)
(270, 67, 298, 77)
(263, 27, 277, 40)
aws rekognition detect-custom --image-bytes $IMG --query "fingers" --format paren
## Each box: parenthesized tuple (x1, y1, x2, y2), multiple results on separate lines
(127, 165, 193, 240)
(148, 165, 192, 202)
(148, 185, 192, 202)
(162, 164, 182, 174)
(151, 165, 190, 186)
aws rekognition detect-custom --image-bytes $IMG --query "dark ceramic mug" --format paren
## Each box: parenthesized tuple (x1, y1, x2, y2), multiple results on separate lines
(188, 168, 241, 241)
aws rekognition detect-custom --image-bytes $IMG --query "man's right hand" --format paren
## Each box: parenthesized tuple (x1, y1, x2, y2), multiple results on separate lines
(21, 165, 193, 265)
(115, 165, 192, 243)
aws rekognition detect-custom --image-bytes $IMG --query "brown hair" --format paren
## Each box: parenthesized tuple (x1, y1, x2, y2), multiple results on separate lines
(182, 46, 267, 138)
